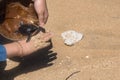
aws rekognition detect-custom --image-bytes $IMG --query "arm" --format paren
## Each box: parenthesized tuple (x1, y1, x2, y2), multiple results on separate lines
(4, 32, 52, 58)
(0, 31, 52, 72)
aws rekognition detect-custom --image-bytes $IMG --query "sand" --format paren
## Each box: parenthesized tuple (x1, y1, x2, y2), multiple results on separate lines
(2, 0, 120, 80)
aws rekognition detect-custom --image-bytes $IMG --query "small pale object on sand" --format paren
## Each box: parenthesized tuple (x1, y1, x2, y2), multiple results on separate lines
(61, 30, 83, 46)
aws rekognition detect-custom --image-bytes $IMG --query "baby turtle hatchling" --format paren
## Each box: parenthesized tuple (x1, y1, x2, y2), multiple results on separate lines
(16, 21, 45, 42)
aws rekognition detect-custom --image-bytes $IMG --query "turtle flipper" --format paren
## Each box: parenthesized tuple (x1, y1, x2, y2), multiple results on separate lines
(26, 34, 31, 42)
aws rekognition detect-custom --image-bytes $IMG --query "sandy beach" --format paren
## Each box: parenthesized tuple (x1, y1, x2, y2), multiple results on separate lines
(2, 0, 120, 80)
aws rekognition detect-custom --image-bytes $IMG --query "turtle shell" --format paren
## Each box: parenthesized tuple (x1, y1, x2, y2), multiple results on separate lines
(0, 2, 39, 41)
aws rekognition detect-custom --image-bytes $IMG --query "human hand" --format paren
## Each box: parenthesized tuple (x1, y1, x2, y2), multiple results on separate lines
(4, 31, 53, 58)
(34, 0, 49, 27)
(18, 32, 52, 57)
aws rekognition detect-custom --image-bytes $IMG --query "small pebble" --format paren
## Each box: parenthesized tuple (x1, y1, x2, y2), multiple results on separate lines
(85, 56, 89, 59)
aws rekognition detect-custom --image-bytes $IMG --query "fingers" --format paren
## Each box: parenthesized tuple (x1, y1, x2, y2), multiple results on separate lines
(38, 13, 44, 26)
(42, 42, 50, 48)
(41, 32, 53, 42)
(43, 11, 49, 24)
(32, 32, 53, 42)
(34, 0, 49, 27)
(38, 12, 49, 27)
(31, 32, 53, 51)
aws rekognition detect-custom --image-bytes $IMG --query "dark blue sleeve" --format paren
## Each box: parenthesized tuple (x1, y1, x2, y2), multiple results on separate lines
(0, 45, 7, 61)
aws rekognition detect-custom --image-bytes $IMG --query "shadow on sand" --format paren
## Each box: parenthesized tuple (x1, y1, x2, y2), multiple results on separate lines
(0, 39, 57, 80)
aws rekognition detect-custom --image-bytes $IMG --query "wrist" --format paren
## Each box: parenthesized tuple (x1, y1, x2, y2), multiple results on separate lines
(15, 41, 24, 57)
(4, 42, 21, 58)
